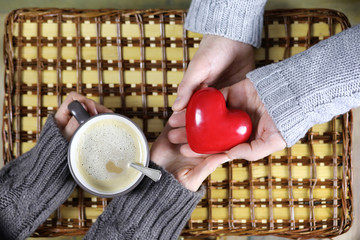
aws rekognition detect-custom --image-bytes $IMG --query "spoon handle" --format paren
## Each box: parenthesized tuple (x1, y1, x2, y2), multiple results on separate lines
(130, 163, 162, 182)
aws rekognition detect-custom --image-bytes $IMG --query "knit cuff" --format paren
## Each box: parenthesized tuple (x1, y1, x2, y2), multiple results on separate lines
(247, 25, 360, 147)
(247, 63, 309, 147)
(0, 115, 76, 240)
(185, 0, 266, 48)
(85, 162, 205, 240)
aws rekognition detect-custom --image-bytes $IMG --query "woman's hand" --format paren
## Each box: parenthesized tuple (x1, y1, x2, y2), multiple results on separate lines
(172, 34, 255, 112)
(168, 79, 286, 162)
(54, 92, 112, 140)
(150, 123, 229, 192)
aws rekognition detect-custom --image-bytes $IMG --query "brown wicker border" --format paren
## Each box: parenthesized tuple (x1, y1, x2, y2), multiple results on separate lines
(2, 8, 353, 239)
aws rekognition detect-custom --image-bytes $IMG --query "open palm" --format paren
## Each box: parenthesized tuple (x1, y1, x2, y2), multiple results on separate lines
(221, 79, 286, 160)
(168, 79, 286, 162)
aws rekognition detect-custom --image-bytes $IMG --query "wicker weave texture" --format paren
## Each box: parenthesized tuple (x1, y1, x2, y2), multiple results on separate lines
(2, 8, 353, 239)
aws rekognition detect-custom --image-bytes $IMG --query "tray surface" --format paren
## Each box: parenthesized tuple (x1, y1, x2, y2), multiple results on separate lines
(2, 8, 353, 239)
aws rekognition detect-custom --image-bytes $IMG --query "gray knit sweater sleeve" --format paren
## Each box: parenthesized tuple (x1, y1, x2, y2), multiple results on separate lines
(84, 162, 205, 240)
(0, 115, 204, 240)
(185, 0, 267, 48)
(0, 115, 76, 240)
(247, 25, 360, 146)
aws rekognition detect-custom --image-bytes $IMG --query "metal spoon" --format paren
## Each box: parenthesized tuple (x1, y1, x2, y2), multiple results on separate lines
(130, 163, 162, 182)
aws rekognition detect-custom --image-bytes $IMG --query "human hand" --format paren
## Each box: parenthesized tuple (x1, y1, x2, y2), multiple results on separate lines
(168, 79, 286, 161)
(172, 34, 255, 112)
(54, 92, 112, 140)
(150, 123, 229, 192)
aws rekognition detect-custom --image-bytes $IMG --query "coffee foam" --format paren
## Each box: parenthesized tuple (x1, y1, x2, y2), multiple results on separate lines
(74, 117, 145, 193)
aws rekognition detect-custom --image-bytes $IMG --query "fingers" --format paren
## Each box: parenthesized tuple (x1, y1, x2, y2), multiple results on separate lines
(54, 92, 112, 138)
(55, 92, 90, 128)
(166, 122, 210, 158)
(62, 116, 80, 141)
(150, 124, 177, 168)
(227, 136, 286, 161)
(172, 55, 211, 112)
(61, 101, 111, 141)
(167, 116, 210, 158)
(168, 128, 187, 144)
(168, 111, 186, 128)
(179, 144, 208, 158)
(172, 76, 198, 112)
(167, 111, 187, 144)
(186, 153, 230, 191)
(219, 86, 230, 101)
(167, 127, 208, 157)
(93, 101, 113, 114)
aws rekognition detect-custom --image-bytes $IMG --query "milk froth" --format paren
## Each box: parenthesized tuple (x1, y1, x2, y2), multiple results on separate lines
(75, 118, 144, 192)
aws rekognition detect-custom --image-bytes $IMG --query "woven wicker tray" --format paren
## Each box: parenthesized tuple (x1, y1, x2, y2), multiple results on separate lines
(2, 8, 353, 239)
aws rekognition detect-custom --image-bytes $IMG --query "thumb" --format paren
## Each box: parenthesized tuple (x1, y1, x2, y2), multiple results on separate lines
(62, 117, 80, 141)
(188, 154, 229, 190)
(172, 63, 210, 112)
(172, 81, 196, 112)
(227, 137, 285, 161)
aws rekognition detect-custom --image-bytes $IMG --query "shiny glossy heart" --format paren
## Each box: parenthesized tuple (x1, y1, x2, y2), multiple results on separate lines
(186, 87, 252, 154)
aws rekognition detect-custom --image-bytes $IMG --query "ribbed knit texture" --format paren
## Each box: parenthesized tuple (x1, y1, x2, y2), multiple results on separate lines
(185, 0, 267, 48)
(0, 116, 205, 240)
(247, 24, 360, 146)
(0, 115, 76, 240)
(84, 162, 205, 240)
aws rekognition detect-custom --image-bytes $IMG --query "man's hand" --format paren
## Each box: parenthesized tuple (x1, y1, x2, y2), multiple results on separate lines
(168, 79, 286, 162)
(172, 34, 255, 112)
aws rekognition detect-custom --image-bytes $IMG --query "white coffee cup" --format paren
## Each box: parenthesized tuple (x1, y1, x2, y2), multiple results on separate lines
(67, 100, 150, 197)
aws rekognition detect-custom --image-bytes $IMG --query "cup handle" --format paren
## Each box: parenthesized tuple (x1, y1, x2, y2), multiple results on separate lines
(68, 100, 91, 124)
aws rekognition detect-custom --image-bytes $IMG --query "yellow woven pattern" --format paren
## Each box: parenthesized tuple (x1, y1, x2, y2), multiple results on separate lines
(2, 8, 353, 239)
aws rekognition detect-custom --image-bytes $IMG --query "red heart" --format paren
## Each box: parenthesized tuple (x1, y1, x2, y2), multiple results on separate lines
(186, 87, 252, 154)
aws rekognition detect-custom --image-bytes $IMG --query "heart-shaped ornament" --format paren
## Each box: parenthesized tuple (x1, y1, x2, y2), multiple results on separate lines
(186, 87, 252, 154)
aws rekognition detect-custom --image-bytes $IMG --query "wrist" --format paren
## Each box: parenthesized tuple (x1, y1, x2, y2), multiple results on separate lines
(201, 34, 253, 55)
(85, 162, 205, 239)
